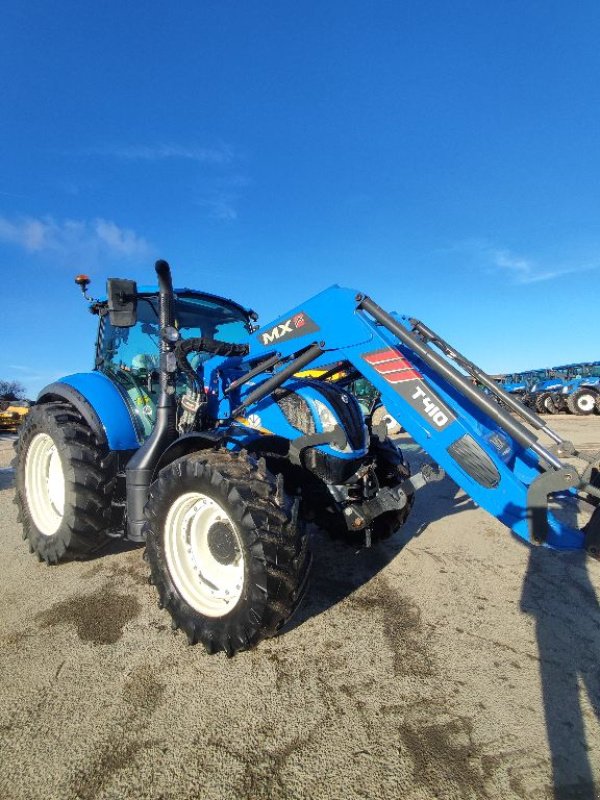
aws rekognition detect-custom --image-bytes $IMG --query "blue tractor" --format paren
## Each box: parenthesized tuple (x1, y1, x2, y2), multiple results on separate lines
(551, 362, 600, 416)
(498, 372, 532, 397)
(13, 260, 600, 654)
(526, 370, 568, 414)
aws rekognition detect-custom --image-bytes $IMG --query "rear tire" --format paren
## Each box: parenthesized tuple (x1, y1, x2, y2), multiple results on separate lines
(567, 389, 597, 416)
(144, 450, 311, 655)
(14, 403, 116, 563)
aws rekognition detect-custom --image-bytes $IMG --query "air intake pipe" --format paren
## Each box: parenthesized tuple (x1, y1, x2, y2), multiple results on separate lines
(125, 259, 178, 542)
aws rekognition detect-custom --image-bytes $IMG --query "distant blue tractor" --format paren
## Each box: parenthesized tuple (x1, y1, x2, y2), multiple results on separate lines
(525, 370, 569, 415)
(498, 373, 530, 397)
(551, 363, 600, 416)
(13, 260, 600, 654)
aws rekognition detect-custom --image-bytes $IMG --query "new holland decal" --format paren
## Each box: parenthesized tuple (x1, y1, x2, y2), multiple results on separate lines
(257, 312, 320, 346)
(363, 348, 455, 431)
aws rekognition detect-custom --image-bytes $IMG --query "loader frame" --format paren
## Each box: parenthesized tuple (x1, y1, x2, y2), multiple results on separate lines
(229, 286, 599, 555)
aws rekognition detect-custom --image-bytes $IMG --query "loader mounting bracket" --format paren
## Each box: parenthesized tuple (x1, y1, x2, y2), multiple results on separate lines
(526, 467, 580, 544)
(288, 426, 348, 466)
(343, 485, 409, 530)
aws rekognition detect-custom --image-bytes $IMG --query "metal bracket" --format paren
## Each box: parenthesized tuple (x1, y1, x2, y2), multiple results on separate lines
(526, 467, 580, 544)
(404, 463, 445, 493)
(288, 426, 348, 466)
(343, 485, 409, 530)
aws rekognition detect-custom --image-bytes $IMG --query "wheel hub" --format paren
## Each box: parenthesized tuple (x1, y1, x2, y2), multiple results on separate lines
(207, 521, 239, 565)
(577, 394, 595, 412)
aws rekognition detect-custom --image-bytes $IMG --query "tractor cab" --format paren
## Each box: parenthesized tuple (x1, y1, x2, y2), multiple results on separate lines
(80, 276, 255, 439)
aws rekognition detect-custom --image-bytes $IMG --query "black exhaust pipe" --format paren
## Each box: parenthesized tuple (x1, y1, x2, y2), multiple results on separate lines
(125, 259, 178, 542)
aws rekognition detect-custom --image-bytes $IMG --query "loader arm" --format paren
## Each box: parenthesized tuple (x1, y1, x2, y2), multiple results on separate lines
(232, 285, 600, 555)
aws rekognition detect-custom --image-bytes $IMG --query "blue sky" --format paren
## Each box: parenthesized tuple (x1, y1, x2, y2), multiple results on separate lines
(1, 1, 599, 397)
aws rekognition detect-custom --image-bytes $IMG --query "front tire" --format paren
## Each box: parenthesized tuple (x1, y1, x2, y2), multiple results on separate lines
(544, 394, 560, 414)
(370, 436, 413, 540)
(567, 389, 597, 416)
(314, 436, 412, 544)
(14, 402, 115, 563)
(144, 450, 311, 655)
(535, 393, 551, 414)
(372, 404, 402, 436)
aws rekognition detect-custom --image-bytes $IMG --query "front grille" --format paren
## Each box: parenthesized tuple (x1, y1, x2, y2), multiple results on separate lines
(274, 390, 316, 435)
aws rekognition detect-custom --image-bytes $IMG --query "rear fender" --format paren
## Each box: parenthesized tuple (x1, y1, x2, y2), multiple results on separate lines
(38, 373, 140, 451)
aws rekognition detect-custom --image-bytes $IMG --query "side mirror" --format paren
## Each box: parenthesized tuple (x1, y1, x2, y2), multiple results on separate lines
(106, 278, 138, 327)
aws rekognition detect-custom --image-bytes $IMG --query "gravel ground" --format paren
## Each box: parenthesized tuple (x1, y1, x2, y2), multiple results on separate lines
(0, 416, 599, 800)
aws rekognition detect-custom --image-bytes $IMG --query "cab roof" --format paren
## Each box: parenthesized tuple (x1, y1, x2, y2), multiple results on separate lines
(91, 286, 253, 319)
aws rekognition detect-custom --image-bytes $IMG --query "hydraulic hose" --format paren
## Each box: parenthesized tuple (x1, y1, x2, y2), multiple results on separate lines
(175, 338, 249, 394)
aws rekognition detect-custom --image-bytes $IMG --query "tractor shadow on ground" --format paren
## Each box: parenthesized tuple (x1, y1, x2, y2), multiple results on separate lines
(85, 537, 144, 561)
(520, 546, 600, 798)
(502, 494, 600, 798)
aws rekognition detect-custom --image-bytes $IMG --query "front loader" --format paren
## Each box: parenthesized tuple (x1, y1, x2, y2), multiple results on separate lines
(13, 260, 600, 655)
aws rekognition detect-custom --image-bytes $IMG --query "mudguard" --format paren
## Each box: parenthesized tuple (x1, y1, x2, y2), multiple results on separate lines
(38, 372, 140, 451)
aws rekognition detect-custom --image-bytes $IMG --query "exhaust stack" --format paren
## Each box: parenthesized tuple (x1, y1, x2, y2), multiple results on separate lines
(125, 259, 178, 542)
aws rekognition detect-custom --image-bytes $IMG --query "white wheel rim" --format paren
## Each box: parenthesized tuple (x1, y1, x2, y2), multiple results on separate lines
(164, 492, 245, 618)
(577, 395, 595, 412)
(24, 433, 65, 536)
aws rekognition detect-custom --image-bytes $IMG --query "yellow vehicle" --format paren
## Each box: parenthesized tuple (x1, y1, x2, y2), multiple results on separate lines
(0, 401, 30, 431)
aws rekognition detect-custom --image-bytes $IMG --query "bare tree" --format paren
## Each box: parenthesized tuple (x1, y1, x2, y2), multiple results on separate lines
(0, 379, 27, 401)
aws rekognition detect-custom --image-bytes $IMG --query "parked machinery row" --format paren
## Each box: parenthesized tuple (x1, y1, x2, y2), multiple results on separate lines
(499, 362, 600, 415)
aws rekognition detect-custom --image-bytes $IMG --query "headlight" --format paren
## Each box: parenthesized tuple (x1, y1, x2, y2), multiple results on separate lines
(313, 399, 352, 453)
(314, 399, 336, 431)
(561, 386, 569, 394)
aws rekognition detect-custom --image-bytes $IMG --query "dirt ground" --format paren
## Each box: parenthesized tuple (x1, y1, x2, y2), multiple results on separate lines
(0, 415, 599, 800)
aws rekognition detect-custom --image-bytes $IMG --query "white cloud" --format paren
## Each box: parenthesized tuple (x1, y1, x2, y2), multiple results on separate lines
(93, 219, 150, 257)
(0, 214, 153, 261)
(196, 175, 251, 222)
(84, 141, 247, 221)
(453, 239, 599, 285)
(101, 143, 234, 165)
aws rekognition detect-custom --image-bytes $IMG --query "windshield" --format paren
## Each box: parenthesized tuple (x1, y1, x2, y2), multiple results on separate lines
(100, 293, 251, 368)
(97, 293, 251, 439)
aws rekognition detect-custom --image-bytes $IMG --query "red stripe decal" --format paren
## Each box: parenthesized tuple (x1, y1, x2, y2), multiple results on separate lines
(364, 349, 397, 365)
(364, 347, 422, 380)
(384, 370, 421, 383)
(376, 360, 412, 374)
